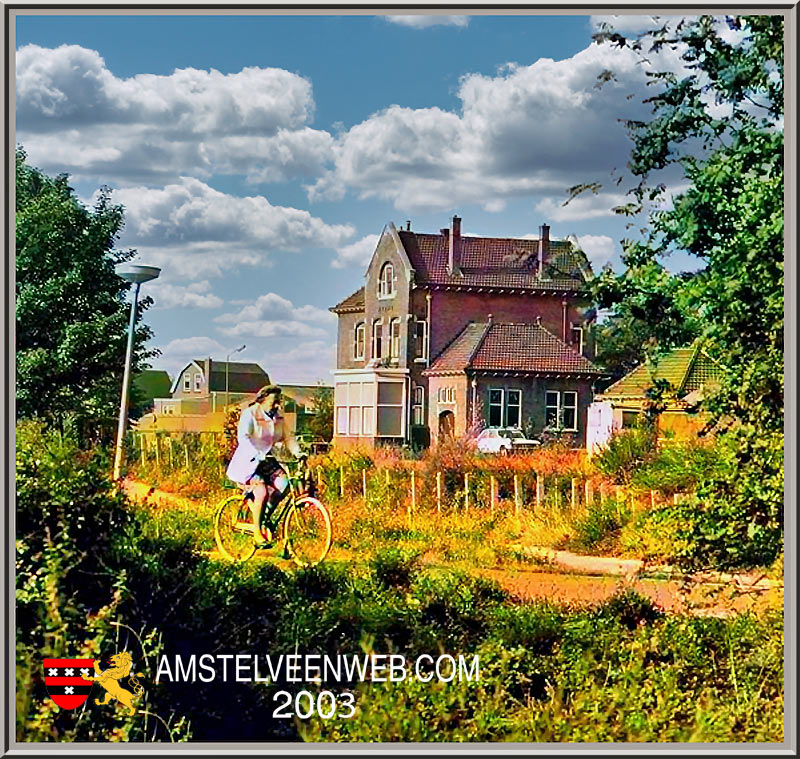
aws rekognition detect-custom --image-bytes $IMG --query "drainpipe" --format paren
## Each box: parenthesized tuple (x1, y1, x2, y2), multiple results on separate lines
(561, 299, 568, 342)
(425, 292, 432, 366)
(471, 376, 478, 431)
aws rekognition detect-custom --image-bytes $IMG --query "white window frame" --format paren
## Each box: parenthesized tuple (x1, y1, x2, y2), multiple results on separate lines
(412, 385, 425, 426)
(376, 379, 404, 438)
(570, 324, 584, 355)
(353, 322, 365, 360)
(378, 262, 395, 298)
(194, 374, 202, 392)
(371, 319, 383, 360)
(488, 388, 504, 428)
(506, 389, 522, 429)
(183, 373, 191, 392)
(389, 318, 401, 359)
(413, 319, 428, 362)
(545, 390, 579, 432)
(335, 381, 375, 437)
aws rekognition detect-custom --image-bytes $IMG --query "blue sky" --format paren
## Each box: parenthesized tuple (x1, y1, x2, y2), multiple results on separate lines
(15, 12, 690, 384)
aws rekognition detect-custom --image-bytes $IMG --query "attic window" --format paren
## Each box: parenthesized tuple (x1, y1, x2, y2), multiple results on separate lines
(183, 374, 191, 392)
(378, 263, 395, 298)
(194, 374, 202, 392)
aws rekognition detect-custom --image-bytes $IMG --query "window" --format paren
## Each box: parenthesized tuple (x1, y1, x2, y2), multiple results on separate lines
(489, 389, 504, 427)
(353, 322, 365, 360)
(194, 374, 202, 392)
(545, 390, 578, 431)
(570, 325, 584, 355)
(413, 319, 428, 362)
(437, 386, 455, 404)
(335, 381, 374, 437)
(376, 381, 404, 437)
(506, 389, 522, 429)
(389, 318, 401, 359)
(378, 262, 395, 298)
(371, 320, 383, 359)
(183, 373, 191, 392)
(412, 385, 425, 426)
(488, 387, 522, 428)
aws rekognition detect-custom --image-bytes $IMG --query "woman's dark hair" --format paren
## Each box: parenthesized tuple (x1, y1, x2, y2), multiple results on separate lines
(255, 384, 282, 402)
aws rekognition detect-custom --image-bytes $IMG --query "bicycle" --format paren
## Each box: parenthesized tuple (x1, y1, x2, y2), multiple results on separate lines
(213, 457, 332, 566)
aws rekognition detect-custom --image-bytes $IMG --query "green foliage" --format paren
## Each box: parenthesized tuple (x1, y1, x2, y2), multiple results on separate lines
(593, 429, 655, 484)
(571, 498, 631, 553)
(15, 149, 157, 436)
(587, 16, 784, 567)
(306, 385, 334, 442)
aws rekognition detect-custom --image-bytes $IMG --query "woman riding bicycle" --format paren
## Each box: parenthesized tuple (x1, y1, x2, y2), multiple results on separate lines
(226, 384, 305, 546)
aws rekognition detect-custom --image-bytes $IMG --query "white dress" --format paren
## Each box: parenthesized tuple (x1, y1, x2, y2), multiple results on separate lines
(226, 405, 290, 485)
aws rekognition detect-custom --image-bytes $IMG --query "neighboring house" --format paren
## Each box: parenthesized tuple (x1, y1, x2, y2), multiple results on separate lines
(330, 216, 604, 448)
(587, 344, 721, 451)
(139, 359, 270, 432)
(132, 369, 171, 414)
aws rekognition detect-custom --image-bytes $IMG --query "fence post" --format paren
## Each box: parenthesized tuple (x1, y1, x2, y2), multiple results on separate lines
(362, 468, 367, 502)
(140, 435, 146, 467)
(410, 470, 416, 514)
(339, 466, 344, 498)
(154, 437, 160, 469)
(436, 471, 442, 514)
(167, 438, 174, 468)
(570, 478, 577, 508)
(464, 472, 470, 512)
(317, 466, 324, 494)
(600, 482, 607, 503)
(490, 476, 497, 512)
(514, 474, 521, 517)
(650, 490, 656, 509)
(535, 474, 542, 510)
(184, 442, 189, 470)
(585, 480, 592, 509)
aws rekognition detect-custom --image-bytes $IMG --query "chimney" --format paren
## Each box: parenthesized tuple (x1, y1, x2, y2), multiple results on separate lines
(406, 220, 411, 231)
(538, 223, 550, 277)
(487, 313, 493, 325)
(448, 215, 462, 275)
(204, 357, 211, 389)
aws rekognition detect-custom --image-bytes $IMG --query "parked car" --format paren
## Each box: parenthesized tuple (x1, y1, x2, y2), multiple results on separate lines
(475, 428, 540, 454)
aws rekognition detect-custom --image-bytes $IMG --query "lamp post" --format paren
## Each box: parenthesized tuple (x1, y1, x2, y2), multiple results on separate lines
(112, 264, 161, 481)
(225, 344, 246, 410)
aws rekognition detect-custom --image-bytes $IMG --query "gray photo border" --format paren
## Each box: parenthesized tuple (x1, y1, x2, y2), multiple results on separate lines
(3, 2, 796, 755)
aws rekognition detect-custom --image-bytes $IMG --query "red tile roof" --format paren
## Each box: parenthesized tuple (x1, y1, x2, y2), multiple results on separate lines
(399, 231, 591, 292)
(330, 287, 365, 313)
(425, 321, 603, 376)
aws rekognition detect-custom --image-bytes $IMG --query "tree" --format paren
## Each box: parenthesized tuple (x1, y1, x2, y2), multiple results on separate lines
(306, 385, 333, 442)
(588, 16, 784, 567)
(15, 148, 156, 437)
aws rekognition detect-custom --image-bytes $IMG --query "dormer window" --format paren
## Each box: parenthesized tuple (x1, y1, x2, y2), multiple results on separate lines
(378, 263, 395, 298)
(570, 325, 584, 355)
(183, 373, 191, 392)
(194, 374, 202, 392)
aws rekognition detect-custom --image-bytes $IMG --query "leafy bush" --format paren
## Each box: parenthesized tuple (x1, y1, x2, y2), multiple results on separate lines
(592, 429, 655, 484)
(570, 498, 631, 553)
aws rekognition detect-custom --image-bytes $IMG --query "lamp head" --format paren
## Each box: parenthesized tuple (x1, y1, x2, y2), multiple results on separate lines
(116, 264, 161, 284)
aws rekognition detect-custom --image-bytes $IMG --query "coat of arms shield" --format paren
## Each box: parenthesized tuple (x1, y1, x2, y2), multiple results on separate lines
(43, 658, 95, 710)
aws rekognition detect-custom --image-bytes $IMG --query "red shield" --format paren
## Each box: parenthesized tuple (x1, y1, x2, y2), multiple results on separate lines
(43, 658, 95, 710)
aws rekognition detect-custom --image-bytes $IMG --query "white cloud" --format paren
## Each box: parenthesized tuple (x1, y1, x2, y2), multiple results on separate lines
(385, 15, 469, 29)
(109, 178, 356, 278)
(264, 340, 336, 385)
(332, 234, 380, 269)
(576, 234, 616, 267)
(148, 280, 223, 310)
(153, 336, 229, 375)
(534, 192, 629, 222)
(215, 292, 334, 340)
(16, 44, 331, 184)
(309, 42, 653, 211)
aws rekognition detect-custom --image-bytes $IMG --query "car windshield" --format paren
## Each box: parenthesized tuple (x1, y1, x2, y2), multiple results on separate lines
(501, 430, 524, 439)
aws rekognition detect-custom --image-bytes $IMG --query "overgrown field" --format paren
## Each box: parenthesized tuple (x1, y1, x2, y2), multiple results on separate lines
(16, 422, 784, 743)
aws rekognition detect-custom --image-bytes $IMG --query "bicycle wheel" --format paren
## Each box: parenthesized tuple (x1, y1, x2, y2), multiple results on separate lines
(214, 495, 257, 562)
(284, 496, 332, 567)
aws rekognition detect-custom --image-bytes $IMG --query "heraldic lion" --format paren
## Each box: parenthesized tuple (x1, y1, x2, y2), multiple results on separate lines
(81, 652, 145, 715)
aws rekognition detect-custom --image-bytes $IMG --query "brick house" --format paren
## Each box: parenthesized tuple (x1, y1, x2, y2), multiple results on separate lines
(330, 216, 604, 448)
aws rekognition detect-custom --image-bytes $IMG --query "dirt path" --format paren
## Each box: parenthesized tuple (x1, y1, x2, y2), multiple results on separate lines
(123, 479, 783, 618)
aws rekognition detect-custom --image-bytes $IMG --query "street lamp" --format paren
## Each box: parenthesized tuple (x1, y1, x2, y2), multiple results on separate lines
(225, 344, 246, 409)
(112, 263, 161, 481)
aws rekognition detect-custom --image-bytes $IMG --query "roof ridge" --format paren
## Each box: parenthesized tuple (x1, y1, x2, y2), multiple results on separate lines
(466, 322, 492, 367)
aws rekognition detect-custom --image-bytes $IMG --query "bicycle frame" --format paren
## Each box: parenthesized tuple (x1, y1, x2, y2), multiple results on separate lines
(259, 459, 314, 537)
